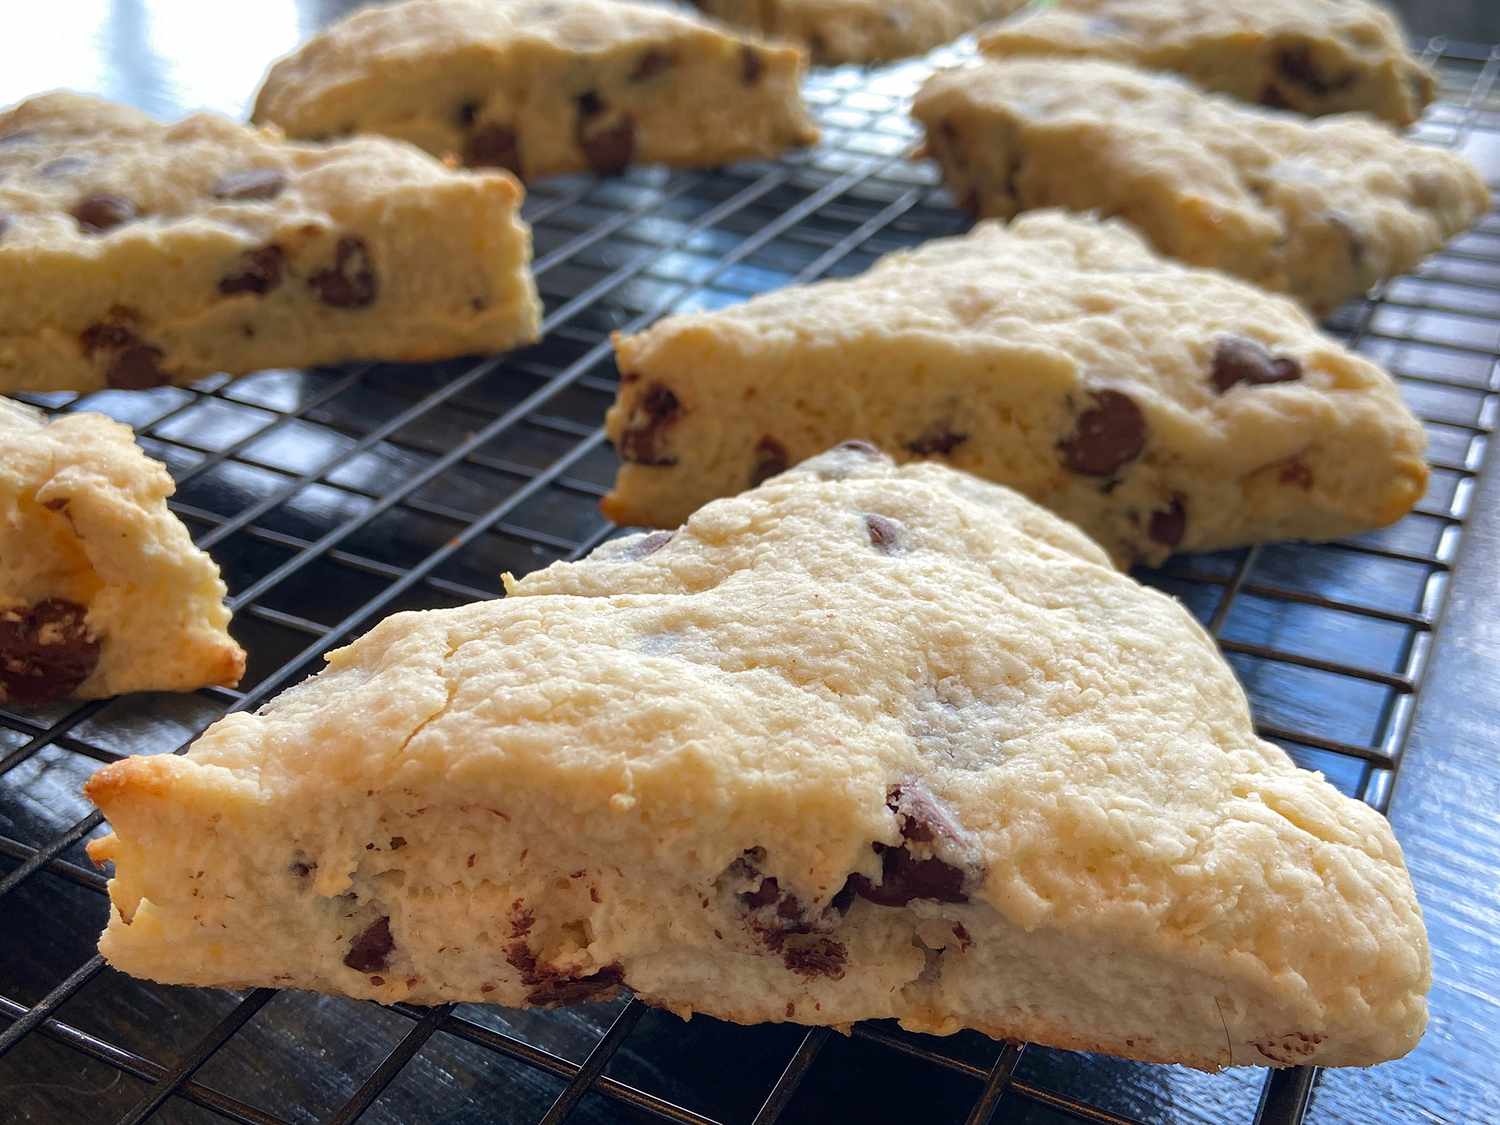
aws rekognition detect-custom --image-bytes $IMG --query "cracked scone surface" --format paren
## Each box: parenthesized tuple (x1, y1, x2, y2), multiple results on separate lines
(979, 0, 1435, 125)
(0, 399, 243, 706)
(87, 447, 1428, 1069)
(253, 0, 817, 179)
(911, 58, 1488, 314)
(0, 91, 540, 394)
(690, 0, 1025, 64)
(604, 211, 1428, 567)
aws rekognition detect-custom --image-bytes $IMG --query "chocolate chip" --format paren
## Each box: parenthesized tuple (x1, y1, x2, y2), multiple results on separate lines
(219, 244, 284, 296)
(80, 320, 169, 389)
(577, 90, 605, 119)
(1147, 497, 1186, 548)
(456, 100, 481, 127)
(907, 427, 967, 456)
(1210, 336, 1302, 393)
(1059, 390, 1146, 476)
(465, 124, 521, 172)
(289, 860, 314, 878)
(865, 513, 902, 553)
(212, 168, 287, 201)
(631, 48, 673, 82)
(106, 344, 169, 389)
(309, 237, 377, 308)
(742, 877, 782, 910)
(751, 436, 789, 487)
(71, 193, 136, 234)
(524, 963, 625, 1006)
(783, 939, 846, 979)
(1275, 44, 1353, 96)
(389, 836, 407, 850)
(741, 45, 764, 85)
(617, 382, 680, 465)
(848, 845, 968, 907)
(1280, 461, 1314, 489)
(1258, 84, 1292, 110)
(0, 599, 100, 707)
(579, 115, 635, 177)
(344, 916, 395, 972)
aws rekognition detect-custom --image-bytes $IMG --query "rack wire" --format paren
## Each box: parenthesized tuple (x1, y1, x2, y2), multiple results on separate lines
(3, 35, 1499, 1125)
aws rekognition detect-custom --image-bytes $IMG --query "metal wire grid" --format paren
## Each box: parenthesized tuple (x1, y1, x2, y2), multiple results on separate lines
(1, 35, 1497, 1125)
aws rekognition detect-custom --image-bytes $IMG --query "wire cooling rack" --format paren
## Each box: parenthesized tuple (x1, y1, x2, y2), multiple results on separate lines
(2, 35, 1499, 1125)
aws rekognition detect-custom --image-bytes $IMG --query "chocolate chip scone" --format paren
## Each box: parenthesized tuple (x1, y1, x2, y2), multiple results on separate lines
(86, 446, 1429, 1068)
(252, 0, 817, 180)
(979, 0, 1435, 126)
(0, 91, 540, 394)
(603, 211, 1428, 567)
(911, 58, 1488, 314)
(1, 399, 243, 707)
(690, 0, 1025, 65)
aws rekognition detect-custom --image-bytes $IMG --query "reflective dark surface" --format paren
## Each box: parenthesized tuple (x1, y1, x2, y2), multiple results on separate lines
(2, 4, 1500, 1125)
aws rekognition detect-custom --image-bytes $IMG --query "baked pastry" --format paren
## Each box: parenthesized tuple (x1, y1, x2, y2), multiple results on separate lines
(86, 446, 1429, 1068)
(0, 399, 243, 707)
(979, 0, 1436, 126)
(0, 91, 540, 395)
(689, 0, 1025, 65)
(910, 58, 1488, 314)
(252, 0, 818, 179)
(602, 211, 1428, 567)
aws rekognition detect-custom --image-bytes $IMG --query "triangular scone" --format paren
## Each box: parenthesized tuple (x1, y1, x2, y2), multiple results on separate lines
(0, 92, 539, 394)
(911, 59, 1488, 314)
(87, 447, 1428, 1069)
(979, 0, 1435, 125)
(1, 400, 243, 706)
(689, 0, 1026, 65)
(253, 0, 818, 179)
(604, 211, 1429, 567)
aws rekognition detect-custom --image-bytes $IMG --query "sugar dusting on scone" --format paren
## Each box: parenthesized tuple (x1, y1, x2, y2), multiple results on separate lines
(87, 447, 1428, 1069)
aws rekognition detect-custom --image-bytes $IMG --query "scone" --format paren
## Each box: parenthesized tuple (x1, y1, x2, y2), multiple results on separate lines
(979, 0, 1435, 126)
(1, 399, 243, 707)
(0, 91, 540, 394)
(252, 0, 818, 179)
(86, 446, 1429, 1068)
(690, 0, 1026, 65)
(911, 58, 1488, 314)
(602, 211, 1428, 567)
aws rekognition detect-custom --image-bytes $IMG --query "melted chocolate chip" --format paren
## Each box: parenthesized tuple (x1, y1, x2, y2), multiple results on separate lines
(212, 169, 287, 201)
(1280, 461, 1314, 489)
(742, 876, 783, 910)
(289, 861, 314, 878)
(79, 320, 169, 389)
(832, 439, 882, 457)
(741, 45, 764, 85)
(1275, 44, 1354, 97)
(524, 963, 625, 1006)
(1211, 336, 1302, 393)
(580, 115, 635, 177)
(751, 436, 789, 487)
(309, 237, 377, 308)
(1147, 497, 1186, 549)
(1258, 84, 1292, 110)
(465, 124, 521, 172)
(0, 599, 100, 707)
(456, 100, 481, 127)
(72, 193, 136, 234)
(783, 939, 846, 979)
(865, 513, 902, 553)
(848, 846, 968, 907)
(219, 244, 284, 296)
(343, 916, 395, 972)
(907, 427, 967, 457)
(577, 91, 605, 119)
(617, 383, 681, 465)
(1059, 390, 1146, 476)
(631, 48, 673, 82)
